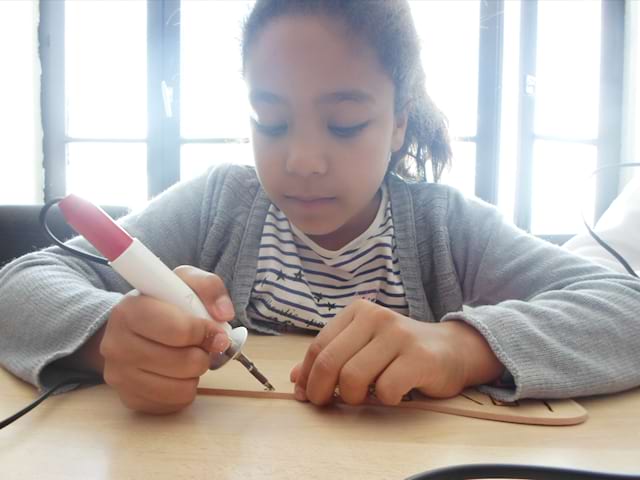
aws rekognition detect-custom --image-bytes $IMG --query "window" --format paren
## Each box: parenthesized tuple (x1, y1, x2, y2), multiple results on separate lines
(180, 0, 255, 181)
(0, 0, 42, 204)
(36, 0, 625, 240)
(64, 0, 147, 207)
(410, 0, 480, 196)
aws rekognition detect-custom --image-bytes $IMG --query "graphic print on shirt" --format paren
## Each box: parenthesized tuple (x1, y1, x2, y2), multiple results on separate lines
(248, 186, 409, 332)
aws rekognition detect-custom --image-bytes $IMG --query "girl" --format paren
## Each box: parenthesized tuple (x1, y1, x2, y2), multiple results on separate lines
(1, 0, 640, 415)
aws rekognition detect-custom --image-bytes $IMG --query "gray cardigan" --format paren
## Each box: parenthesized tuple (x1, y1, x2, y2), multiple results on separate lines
(1, 164, 640, 401)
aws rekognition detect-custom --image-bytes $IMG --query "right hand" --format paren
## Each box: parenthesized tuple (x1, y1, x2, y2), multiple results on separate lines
(100, 266, 235, 414)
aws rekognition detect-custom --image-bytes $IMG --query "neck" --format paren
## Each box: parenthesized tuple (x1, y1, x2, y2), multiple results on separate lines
(307, 189, 382, 251)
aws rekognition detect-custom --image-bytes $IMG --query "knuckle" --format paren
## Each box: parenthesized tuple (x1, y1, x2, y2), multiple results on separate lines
(338, 366, 366, 395)
(207, 273, 225, 292)
(352, 298, 372, 312)
(172, 318, 198, 347)
(99, 336, 115, 359)
(109, 301, 128, 324)
(306, 341, 324, 363)
(182, 321, 199, 347)
(173, 265, 193, 277)
(338, 371, 367, 405)
(371, 308, 391, 326)
(99, 332, 132, 363)
(186, 348, 210, 376)
(313, 350, 339, 377)
(389, 322, 413, 344)
(102, 364, 122, 388)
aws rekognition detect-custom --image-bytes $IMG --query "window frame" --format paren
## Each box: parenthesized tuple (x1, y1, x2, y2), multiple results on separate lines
(39, 0, 626, 242)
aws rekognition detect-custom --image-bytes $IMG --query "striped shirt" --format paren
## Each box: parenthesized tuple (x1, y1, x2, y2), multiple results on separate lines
(248, 186, 409, 332)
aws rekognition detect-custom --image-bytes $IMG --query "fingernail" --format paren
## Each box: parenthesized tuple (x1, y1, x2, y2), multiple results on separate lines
(212, 333, 231, 352)
(215, 296, 235, 319)
(294, 384, 307, 402)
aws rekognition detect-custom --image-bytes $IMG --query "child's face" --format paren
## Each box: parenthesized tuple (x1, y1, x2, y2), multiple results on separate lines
(245, 15, 408, 249)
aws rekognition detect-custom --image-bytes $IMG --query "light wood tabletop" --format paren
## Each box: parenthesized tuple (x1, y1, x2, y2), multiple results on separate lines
(1, 333, 639, 480)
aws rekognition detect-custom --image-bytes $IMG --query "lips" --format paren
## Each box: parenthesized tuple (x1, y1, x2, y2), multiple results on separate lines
(285, 194, 336, 202)
(284, 195, 337, 210)
(288, 196, 335, 202)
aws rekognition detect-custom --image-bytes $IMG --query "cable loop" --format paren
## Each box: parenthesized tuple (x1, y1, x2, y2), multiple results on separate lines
(39, 198, 109, 265)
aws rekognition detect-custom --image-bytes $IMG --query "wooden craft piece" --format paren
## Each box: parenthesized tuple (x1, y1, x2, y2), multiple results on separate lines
(197, 356, 587, 426)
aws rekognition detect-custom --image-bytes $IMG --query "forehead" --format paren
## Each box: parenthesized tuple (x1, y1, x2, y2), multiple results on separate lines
(244, 14, 394, 103)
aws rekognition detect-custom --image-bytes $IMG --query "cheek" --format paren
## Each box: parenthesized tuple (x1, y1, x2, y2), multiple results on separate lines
(344, 127, 393, 176)
(252, 138, 280, 190)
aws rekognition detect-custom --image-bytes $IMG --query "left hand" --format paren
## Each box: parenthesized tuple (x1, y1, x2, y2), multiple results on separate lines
(290, 299, 502, 406)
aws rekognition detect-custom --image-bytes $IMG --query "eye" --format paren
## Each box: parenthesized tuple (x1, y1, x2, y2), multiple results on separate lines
(251, 119, 288, 137)
(329, 121, 370, 138)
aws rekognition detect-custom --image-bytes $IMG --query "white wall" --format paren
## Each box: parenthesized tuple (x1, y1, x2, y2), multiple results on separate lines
(0, 0, 43, 204)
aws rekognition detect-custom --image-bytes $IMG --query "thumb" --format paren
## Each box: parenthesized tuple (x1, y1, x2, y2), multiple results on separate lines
(173, 265, 235, 323)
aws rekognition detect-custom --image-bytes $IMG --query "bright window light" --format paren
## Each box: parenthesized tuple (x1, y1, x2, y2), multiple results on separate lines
(0, 0, 42, 204)
(65, 0, 147, 139)
(535, 0, 601, 140)
(181, 0, 254, 141)
(411, 0, 480, 196)
(67, 143, 148, 208)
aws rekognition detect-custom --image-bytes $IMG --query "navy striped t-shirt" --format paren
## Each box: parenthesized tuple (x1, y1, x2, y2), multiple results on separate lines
(247, 186, 409, 332)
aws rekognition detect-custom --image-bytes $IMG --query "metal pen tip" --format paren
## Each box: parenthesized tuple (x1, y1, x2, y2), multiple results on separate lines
(235, 353, 275, 391)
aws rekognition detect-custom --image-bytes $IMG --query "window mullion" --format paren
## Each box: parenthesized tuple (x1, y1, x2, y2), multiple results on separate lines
(475, 0, 504, 205)
(147, 0, 181, 199)
(39, 0, 66, 202)
(595, 0, 625, 222)
(514, 0, 538, 232)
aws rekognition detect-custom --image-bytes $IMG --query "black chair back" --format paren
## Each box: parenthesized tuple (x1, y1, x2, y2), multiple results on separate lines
(0, 204, 129, 268)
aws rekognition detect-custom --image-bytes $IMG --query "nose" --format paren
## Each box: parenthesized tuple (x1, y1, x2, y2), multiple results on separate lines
(285, 131, 328, 177)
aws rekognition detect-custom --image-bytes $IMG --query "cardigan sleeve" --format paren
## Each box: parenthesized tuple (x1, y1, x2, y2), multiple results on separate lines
(0, 165, 232, 391)
(439, 188, 640, 401)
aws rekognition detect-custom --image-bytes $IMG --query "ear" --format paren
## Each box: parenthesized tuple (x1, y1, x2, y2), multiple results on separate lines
(391, 105, 409, 153)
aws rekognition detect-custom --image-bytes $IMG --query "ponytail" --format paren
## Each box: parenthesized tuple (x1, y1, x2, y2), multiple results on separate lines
(392, 83, 452, 182)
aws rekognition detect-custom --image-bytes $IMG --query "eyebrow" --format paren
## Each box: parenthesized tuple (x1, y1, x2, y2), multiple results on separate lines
(249, 90, 286, 105)
(249, 89, 375, 106)
(318, 90, 375, 105)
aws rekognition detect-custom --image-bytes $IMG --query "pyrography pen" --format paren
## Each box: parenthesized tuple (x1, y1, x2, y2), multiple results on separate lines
(57, 194, 274, 391)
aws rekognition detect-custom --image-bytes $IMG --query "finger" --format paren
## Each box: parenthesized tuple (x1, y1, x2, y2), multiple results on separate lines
(101, 330, 210, 379)
(117, 390, 190, 415)
(174, 266, 235, 322)
(117, 294, 228, 349)
(294, 301, 363, 401)
(290, 363, 302, 383)
(304, 315, 376, 405)
(104, 362, 199, 407)
(374, 355, 422, 406)
(336, 335, 399, 405)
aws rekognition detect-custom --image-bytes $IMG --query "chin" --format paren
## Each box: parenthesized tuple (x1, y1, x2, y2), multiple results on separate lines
(289, 217, 343, 237)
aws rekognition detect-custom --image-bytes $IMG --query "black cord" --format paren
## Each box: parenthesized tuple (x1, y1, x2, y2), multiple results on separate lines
(0, 201, 108, 431)
(0, 375, 102, 430)
(406, 463, 640, 480)
(582, 163, 640, 278)
(39, 197, 109, 266)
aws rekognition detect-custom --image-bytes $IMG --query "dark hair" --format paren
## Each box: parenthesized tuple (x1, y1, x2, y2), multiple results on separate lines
(241, 0, 452, 182)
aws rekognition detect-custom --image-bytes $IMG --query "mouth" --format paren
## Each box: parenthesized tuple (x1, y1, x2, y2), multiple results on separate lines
(285, 193, 336, 201)
(284, 195, 337, 208)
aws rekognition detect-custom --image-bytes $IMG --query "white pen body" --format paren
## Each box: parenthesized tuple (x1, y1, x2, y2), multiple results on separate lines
(110, 238, 233, 337)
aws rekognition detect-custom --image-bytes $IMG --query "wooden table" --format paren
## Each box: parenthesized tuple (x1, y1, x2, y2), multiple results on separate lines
(1, 334, 639, 479)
